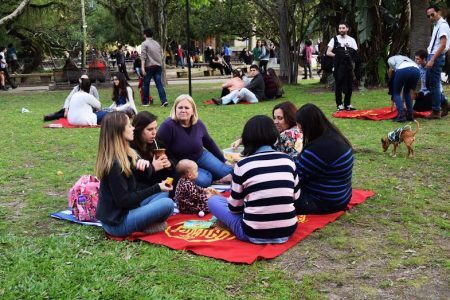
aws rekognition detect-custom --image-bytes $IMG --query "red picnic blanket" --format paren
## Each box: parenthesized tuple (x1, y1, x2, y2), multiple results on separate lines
(112, 189, 374, 264)
(43, 118, 100, 128)
(332, 107, 431, 121)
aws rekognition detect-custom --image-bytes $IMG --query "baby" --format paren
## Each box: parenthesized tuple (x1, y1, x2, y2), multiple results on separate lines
(174, 159, 219, 215)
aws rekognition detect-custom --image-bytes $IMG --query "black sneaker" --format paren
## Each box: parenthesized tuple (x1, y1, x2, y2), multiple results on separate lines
(345, 105, 357, 111)
(161, 102, 168, 107)
(211, 98, 222, 105)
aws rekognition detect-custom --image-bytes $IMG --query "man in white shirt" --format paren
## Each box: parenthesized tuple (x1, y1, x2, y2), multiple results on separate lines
(425, 5, 450, 119)
(326, 22, 358, 111)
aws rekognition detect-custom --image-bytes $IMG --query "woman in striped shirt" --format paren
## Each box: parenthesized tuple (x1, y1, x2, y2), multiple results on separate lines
(208, 115, 299, 244)
(294, 104, 353, 214)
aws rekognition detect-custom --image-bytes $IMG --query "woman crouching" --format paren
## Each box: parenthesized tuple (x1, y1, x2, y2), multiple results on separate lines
(208, 115, 299, 244)
(95, 112, 174, 237)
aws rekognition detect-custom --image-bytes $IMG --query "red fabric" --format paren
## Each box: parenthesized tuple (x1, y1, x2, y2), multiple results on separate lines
(43, 118, 100, 128)
(109, 189, 374, 264)
(332, 106, 431, 121)
(203, 99, 251, 105)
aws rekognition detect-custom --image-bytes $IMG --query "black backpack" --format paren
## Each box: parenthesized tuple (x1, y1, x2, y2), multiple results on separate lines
(320, 36, 339, 72)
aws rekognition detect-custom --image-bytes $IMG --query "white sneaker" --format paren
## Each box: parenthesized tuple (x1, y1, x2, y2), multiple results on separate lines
(337, 104, 345, 111)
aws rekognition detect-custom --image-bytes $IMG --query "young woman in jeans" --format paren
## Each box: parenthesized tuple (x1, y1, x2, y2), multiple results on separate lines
(95, 112, 174, 237)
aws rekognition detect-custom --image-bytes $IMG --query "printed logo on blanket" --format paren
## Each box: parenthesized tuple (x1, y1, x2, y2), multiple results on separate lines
(164, 215, 308, 243)
(165, 222, 236, 243)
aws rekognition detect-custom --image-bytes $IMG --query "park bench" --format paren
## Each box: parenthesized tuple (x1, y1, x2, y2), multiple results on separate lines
(10, 73, 53, 85)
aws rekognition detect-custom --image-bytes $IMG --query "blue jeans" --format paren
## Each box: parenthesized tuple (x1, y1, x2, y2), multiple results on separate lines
(426, 54, 446, 112)
(236, 88, 259, 103)
(393, 67, 420, 117)
(195, 150, 233, 187)
(101, 192, 174, 237)
(95, 110, 108, 124)
(207, 195, 249, 242)
(143, 66, 167, 105)
(208, 196, 289, 244)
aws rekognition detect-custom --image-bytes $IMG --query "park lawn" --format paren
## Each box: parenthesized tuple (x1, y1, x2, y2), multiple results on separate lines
(0, 81, 448, 299)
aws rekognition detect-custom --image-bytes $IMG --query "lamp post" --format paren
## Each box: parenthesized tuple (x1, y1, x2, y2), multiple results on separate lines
(81, 0, 87, 68)
(186, 0, 192, 95)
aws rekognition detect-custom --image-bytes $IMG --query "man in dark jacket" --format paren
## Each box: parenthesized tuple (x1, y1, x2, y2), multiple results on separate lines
(212, 65, 265, 105)
(117, 45, 130, 80)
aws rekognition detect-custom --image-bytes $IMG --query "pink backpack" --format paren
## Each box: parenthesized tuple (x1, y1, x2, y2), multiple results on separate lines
(68, 175, 100, 221)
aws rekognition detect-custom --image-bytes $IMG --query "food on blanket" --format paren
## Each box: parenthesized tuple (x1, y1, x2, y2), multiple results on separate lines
(152, 148, 166, 159)
(165, 177, 173, 187)
(198, 211, 205, 217)
(56, 170, 64, 176)
(205, 187, 220, 195)
(223, 147, 243, 162)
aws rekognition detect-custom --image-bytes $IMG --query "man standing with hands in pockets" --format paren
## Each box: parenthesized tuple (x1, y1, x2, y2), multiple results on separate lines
(425, 5, 450, 119)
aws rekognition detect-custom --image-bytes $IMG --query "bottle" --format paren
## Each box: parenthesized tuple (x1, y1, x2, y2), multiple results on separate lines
(77, 195, 87, 220)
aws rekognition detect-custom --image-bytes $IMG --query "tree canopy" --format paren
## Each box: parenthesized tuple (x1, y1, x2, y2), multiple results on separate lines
(1, 0, 447, 85)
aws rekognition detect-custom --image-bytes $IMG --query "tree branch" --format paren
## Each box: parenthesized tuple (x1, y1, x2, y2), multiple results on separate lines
(0, 0, 31, 26)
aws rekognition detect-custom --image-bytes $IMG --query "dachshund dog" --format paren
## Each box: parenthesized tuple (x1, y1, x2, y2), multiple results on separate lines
(381, 120, 419, 158)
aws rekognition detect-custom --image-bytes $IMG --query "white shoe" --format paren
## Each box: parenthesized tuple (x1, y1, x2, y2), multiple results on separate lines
(337, 104, 345, 111)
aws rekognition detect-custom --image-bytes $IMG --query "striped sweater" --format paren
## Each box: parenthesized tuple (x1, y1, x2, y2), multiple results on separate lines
(295, 132, 353, 208)
(228, 148, 299, 240)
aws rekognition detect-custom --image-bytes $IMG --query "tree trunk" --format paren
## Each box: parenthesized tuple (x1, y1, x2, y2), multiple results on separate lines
(277, 0, 291, 83)
(410, 0, 430, 57)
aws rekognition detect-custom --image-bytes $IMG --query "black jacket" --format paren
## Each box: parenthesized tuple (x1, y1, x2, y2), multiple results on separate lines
(247, 73, 265, 100)
(96, 159, 161, 226)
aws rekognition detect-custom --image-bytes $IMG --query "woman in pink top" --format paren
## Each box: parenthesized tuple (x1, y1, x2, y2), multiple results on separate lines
(212, 69, 245, 104)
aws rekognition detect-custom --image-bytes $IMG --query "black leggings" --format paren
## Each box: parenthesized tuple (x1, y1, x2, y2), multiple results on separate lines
(294, 191, 348, 215)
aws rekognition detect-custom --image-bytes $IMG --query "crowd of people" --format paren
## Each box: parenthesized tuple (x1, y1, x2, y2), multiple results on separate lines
(37, 4, 450, 243)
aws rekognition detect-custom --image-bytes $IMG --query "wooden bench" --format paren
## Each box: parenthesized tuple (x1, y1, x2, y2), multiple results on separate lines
(10, 73, 53, 85)
(176, 71, 188, 78)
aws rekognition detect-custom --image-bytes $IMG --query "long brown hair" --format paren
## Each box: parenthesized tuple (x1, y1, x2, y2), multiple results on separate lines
(95, 112, 138, 179)
(131, 111, 158, 160)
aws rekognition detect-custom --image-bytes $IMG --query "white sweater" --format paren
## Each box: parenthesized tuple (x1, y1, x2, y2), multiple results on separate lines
(109, 86, 137, 115)
(67, 91, 101, 126)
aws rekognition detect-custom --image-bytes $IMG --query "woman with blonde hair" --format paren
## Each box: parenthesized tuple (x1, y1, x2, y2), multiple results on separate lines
(157, 94, 232, 187)
(95, 111, 174, 237)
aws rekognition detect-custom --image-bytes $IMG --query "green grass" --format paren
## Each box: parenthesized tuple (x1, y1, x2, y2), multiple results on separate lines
(0, 81, 449, 298)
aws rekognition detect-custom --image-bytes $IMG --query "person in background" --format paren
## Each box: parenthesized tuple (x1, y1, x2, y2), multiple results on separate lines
(116, 45, 130, 80)
(176, 44, 185, 69)
(387, 55, 420, 122)
(413, 49, 449, 116)
(67, 78, 102, 126)
(252, 40, 262, 66)
(0, 46, 17, 89)
(208, 115, 299, 244)
(425, 5, 450, 119)
(211, 69, 245, 104)
(302, 40, 313, 79)
(294, 103, 353, 214)
(95, 111, 174, 237)
(140, 28, 169, 107)
(110, 72, 137, 117)
(44, 74, 99, 121)
(326, 21, 358, 111)
(259, 40, 270, 74)
(7, 44, 19, 74)
(264, 68, 284, 99)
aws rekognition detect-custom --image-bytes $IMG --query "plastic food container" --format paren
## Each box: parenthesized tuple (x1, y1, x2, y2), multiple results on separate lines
(223, 147, 243, 162)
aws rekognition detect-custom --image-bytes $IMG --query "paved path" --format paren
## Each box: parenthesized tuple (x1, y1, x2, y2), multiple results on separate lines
(2, 76, 230, 94)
